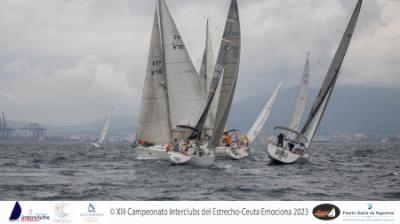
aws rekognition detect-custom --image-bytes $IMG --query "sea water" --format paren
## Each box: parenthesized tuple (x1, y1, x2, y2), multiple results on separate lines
(0, 143, 399, 200)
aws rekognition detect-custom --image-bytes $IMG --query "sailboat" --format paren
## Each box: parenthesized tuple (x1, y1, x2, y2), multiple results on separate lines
(91, 107, 113, 148)
(218, 82, 282, 160)
(135, 0, 206, 160)
(167, 0, 241, 167)
(267, 0, 363, 164)
(266, 53, 310, 162)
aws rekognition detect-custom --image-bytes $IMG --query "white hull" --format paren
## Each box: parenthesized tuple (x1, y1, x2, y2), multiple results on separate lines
(216, 146, 249, 160)
(266, 143, 303, 164)
(91, 142, 102, 148)
(168, 150, 215, 167)
(135, 145, 169, 161)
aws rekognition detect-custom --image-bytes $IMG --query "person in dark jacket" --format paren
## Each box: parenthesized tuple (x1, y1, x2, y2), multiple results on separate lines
(277, 133, 285, 147)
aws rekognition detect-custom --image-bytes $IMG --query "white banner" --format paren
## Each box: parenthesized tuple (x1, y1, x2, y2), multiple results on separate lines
(1, 201, 398, 223)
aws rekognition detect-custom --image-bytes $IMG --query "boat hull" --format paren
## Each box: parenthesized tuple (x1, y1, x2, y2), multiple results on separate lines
(168, 151, 215, 167)
(266, 143, 302, 164)
(135, 145, 169, 161)
(216, 146, 249, 160)
(91, 142, 102, 148)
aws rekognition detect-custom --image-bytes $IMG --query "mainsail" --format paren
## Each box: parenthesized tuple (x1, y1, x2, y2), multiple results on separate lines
(136, 6, 172, 145)
(209, 0, 241, 147)
(246, 82, 282, 143)
(300, 0, 362, 145)
(99, 107, 113, 145)
(286, 53, 310, 140)
(158, 0, 205, 132)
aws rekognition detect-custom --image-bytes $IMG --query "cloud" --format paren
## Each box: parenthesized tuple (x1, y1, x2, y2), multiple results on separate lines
(0, 0, 399, 124)
(0, 56, 138, 125)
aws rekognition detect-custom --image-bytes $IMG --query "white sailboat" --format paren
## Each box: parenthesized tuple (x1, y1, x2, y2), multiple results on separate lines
(267, 0, 363, 164)
(168, 0, 241, 167)
(135, 0, 206, 160)
(91, 107, 113, 148)
(218, 82, 282, 160)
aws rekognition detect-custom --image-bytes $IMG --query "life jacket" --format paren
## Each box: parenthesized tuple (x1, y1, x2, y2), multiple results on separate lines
(165, 144, 171, 152)
(224, 134, 232, 145)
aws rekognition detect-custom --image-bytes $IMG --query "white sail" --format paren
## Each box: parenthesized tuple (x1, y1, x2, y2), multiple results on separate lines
(136, 6, 172, 145)
(286, 52, 310, 140)
(303, 87, 332, 148)
(98, 107, 113, 144)
(158, 0, 205, 131)
(199, 19, 218, 129)
(210, 0, 241, 148)
(301, 0, 362, 145)
(247, 82, 282, 143)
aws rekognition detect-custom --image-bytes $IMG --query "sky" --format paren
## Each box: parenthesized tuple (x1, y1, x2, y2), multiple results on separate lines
(0, 0, 399, 125)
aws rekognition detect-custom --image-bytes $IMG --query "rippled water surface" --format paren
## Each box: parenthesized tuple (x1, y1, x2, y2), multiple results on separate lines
(0, 143, 399, 200)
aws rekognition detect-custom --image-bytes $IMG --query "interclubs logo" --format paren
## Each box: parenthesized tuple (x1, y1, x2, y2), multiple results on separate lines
(9, 201, 50, 222)
(53, 202, 71, 223)
(9, 201, 22, 221)
(80, 203, 104, 223)
(313, 204, 341, 221)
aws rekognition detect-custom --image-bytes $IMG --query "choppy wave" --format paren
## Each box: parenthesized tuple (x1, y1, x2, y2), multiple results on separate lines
(0, 143, 399, 200)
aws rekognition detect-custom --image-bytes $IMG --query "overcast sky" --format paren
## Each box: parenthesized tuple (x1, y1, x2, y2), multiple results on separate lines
(0, 0, 399, 125)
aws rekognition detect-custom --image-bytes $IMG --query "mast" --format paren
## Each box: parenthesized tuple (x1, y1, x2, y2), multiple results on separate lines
(209, 0, 241, 148)
(301, 0, 363, 143)
(286, 52, 310, 140)
(188, 0, 239, 140)
(200, 19, 217, 133)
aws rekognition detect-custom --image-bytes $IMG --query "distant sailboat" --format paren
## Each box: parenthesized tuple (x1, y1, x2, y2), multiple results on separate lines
(168, 0, 241, 167)
(92, 107, 113, 148)
(220, 82, 282, 160)
(267, 0, 363, 164)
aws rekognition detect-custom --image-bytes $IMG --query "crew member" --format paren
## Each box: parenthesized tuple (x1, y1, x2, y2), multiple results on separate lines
(277, 133, 285, 147)
(224, 133, 232, 147)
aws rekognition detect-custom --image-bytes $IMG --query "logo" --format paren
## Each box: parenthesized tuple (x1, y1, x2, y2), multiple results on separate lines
(88, 203, 96, 213)
(313, 204, 340, 220)
(80, 203, 104, 223)
(367, 202, 373, 210)
(54, 202, 71, 223)
(9, 201, 22, 221)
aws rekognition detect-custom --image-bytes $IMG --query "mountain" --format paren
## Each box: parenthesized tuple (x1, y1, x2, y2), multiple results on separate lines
(228, 86, 400, 136)
(6, 86, 400, 137)
(8, 115, 137, 136)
